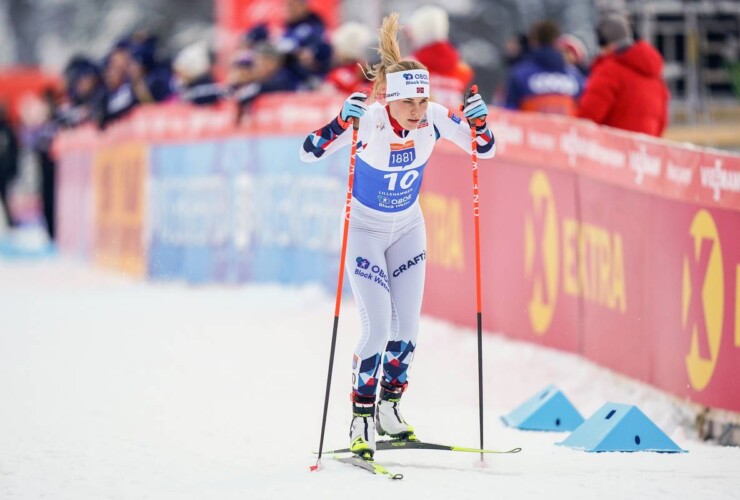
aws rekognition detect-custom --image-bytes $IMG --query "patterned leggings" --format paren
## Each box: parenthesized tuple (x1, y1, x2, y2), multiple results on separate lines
(345, 200, 426, 398)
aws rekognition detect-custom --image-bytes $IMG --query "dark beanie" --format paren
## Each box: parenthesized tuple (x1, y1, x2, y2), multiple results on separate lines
(597, 14, 633, 47)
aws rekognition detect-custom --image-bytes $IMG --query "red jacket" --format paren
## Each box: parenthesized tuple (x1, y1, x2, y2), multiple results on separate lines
(325, 63, 369, 94)
(414, 42, 473, 109)
(577, 41, 669, 136)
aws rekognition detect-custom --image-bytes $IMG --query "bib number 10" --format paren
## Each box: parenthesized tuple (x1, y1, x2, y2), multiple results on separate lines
(383, 170, 420, 191)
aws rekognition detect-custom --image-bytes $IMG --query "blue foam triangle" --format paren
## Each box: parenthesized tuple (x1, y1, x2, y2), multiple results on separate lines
(501, 384, 584, 431)
(557, 402, 686, 453)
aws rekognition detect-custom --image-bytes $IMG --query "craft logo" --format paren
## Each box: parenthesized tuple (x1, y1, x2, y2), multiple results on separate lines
(391, 251, 426, 277)
(356, 257, 370, 269)
(525, 171, 559, 334)
(683, 210, 724, 391)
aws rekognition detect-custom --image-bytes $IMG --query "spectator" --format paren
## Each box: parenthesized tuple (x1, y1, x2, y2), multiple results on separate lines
(224, 42, 299, 116)
(100, 42, 138, 126)
(323, 21, 372, 94)
(504, 33, 530, 67)
(407, 5, 472, 109)
(0, 104, 19, 227)
(557, 33, 589, 76)
(505, 20, 584, 115)
(278, 0, 332, 89)
(59, 56, 104, 127)
(128, 34, 173, 104)
(30, 90, 59, 241)
(577, 14, 669, 136)
(239, 23, 270, 51)
(255, 42, 301, 93)
(173, 42, 224, 105)
(228, 50, 259, 120)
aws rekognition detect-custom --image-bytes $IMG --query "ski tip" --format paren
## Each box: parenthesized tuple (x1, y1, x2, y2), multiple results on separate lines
(391, 473, 404, 480)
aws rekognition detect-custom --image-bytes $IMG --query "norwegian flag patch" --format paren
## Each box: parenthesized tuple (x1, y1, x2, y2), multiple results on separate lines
(417, 87, 425, 94)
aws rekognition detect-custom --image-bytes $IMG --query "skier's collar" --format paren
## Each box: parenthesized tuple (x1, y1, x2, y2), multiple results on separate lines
(385, 105, 409, 138)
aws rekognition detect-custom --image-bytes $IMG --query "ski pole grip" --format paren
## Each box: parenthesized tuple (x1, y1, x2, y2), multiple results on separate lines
(353, 117, 360, 130)
(463, 84, 479, 127)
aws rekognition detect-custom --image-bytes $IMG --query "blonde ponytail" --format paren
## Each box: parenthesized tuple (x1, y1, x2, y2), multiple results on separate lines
(365, 13, 427, 101)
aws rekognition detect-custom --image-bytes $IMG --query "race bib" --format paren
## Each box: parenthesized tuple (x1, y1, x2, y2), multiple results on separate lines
(353, 155, 427, 213)
(389, 141, 416, 168)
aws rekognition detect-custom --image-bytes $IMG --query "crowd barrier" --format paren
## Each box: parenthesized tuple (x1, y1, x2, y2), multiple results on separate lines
(54, 93, 740, 414)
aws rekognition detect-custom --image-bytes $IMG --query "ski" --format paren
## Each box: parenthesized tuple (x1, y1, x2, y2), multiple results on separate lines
(334, 454, 404, 480)
(319, 438, 522, 455)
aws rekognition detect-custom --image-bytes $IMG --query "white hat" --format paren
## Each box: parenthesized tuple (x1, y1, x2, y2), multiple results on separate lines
(408, 5, 449, 48)
(173, 41, 211, 80)
(332, 22, 373, 61)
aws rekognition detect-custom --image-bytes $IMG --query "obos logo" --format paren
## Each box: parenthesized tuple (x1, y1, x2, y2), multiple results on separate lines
(683, 210, 724, 391)
(524, 171, 559, 334)
(403, 73, 413, 81)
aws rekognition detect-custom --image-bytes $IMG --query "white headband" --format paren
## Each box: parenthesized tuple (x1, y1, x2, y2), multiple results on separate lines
(385, 70, 430, 102)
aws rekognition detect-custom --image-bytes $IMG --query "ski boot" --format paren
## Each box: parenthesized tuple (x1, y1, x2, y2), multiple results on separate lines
(349, 392, 376, 458)
(376, 380, 416, 441)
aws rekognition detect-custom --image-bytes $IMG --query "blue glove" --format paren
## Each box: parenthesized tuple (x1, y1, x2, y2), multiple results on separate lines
(339, 92, 368, 123)
(463, 92, 488, 123)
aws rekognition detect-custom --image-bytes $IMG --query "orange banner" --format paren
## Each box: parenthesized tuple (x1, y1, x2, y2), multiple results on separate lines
(92, 143, 148, 276)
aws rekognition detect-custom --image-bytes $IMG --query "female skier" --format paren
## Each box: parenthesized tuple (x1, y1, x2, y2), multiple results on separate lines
(300, 13, 495, 458)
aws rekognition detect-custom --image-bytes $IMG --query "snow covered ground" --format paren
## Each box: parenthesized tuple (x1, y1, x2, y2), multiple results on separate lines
(0, 257, 738, 500)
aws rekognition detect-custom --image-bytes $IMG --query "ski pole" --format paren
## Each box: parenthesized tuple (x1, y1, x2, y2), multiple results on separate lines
(464, 84, 486, 462)
(311, 117, 360, 471)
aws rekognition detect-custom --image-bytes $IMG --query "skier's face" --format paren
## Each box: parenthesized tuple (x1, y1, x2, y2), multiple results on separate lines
(389, 97, 429, 130)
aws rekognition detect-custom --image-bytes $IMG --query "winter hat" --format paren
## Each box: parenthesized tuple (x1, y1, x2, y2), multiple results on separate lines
(556, 34, 588, 64)
(408, 5, 449, 48)
(596, 14, 633, 47)
(243, 23, 269, 46)
(173, 42, 211, 80)
(131, 43, 157, 70)
(331, 22, 373, 61)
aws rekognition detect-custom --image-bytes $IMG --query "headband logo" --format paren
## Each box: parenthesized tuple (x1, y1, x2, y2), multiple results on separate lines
(417, 87, 425, 94)
(403, 73, 414, 80)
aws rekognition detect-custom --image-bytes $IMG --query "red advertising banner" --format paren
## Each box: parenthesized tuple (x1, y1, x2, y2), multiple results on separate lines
(422, 138, 740, 413)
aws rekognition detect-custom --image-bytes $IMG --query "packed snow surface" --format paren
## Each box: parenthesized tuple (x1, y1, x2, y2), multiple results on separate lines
(0, 258, 738, 499)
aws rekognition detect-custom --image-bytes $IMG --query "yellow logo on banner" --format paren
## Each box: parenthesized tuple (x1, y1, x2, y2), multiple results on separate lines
(419, 193, 465, 271)
(93, 143, 148, 276)
(420, 193, 464, 271)
(684, 210, 724, 391)
(525, 171, 559, 334)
